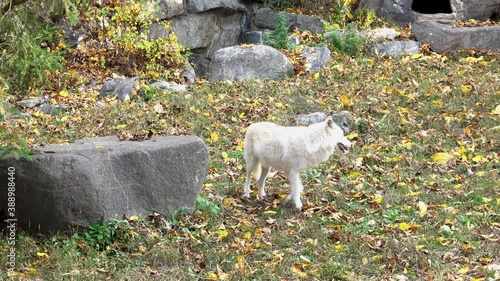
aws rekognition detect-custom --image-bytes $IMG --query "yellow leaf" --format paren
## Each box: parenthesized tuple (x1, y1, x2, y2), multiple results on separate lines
(333, 244, 344, 251)
(264, 210, 277, 215)
(313, 71, 320, 80)
(129, 215, 140, 221)
(216, 230, 228, 239)
(27, 268, 37, 275)
(418, 201, 427, 217)
(37, 252, 50, 259)
(374, 197, 383, 204)
(210, 132, 219, 143)
(236, 141, 244, 151)
(305, 238, 317, 245)
(207, 273, 218, 280)
(431, 152, 453, 164)
(340, 95, 351, 107)
(346, 133, 358, 140)
(7, 271, 23, 277)
(493, 104, 500, 115)
(411, 53, 422, 60)
(275, 102, 285, 109)
(465, 56, 477, 63)
(472, 155, 487, 163)
(59, 90, 70, 97)
(115, 124, 127, 129)
(223, 197, 237, 208)
(222, 151, 229, 163)
(398, 222, 410, 231)
(243, 231, 252, 240)
(461, 85, 472, 94)
(458, 266, 470, 274)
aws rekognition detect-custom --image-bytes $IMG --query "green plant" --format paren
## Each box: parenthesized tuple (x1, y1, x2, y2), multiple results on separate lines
(354, 8, 377, 29)
(263, 11, 291, 50)
(104, 0, 187, 77)
(0, 82, 33, 159)
(326, 22, 367, 57)
(74, 220, 129, 252)
(265, 0, 298, 9)
(194, 195, 221, 217)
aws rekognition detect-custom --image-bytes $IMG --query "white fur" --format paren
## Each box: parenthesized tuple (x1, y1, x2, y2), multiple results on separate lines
(243, 116, 351, 209)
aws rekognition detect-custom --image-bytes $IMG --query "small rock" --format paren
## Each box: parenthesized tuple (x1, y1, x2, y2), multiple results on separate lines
(181, 63, 196, 84)
(441, 224, 452, 234)
(367, 27, 399, 41)
(244, 31, 263, 45)
(99, 77, 137, 101)
(372, 41, 420, 56)
(40, 104, 62, 115)
(150, 81, 187, 92)
(95, 101, 106, 109)
(17, 97, 47, 109)
(302, 47, 331, 72)
(295, 112, 327, 126)
(289, 36, 301, 45)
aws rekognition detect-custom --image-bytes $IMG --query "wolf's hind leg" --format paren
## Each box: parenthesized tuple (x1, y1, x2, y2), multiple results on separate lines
(243, 159, 258, 198)
(257, 166, 270, 198)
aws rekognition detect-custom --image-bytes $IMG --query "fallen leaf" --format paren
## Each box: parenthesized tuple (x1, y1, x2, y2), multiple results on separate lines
(418, 201, 427, 217)
(431, 152, 453, 164)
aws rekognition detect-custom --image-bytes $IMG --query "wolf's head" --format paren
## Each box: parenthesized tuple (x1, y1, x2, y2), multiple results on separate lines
(326, 116, 352, 153)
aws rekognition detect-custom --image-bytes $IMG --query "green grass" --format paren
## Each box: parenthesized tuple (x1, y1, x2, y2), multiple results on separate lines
(1, 51, 499, 280)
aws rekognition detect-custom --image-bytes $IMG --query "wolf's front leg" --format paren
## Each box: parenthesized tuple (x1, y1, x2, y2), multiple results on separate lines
(288, 171, 303, 210)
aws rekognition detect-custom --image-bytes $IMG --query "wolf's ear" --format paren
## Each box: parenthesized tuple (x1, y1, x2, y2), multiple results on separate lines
(325, 116, 334, 128)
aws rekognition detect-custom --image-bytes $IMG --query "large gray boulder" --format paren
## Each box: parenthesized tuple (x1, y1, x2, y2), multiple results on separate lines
(144, 0, 184, 20)
(149, 13, 218, 50)
(207, 45, 294, 82)
(0, 136, 209, 234)
(457, 0, 499, 20)
(412, 20, 500, 53)
(186, 0, 246, 13)
(379, 0, 415, 26)
(253, 7, 325, 34)
(359, 0, 499, 25)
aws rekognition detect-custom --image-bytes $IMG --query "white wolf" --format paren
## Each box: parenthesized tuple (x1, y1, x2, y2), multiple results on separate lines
(243, 116, 352, 209)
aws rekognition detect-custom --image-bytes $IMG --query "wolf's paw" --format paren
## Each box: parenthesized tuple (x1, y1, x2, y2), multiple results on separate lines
(258, 191, 266, 198)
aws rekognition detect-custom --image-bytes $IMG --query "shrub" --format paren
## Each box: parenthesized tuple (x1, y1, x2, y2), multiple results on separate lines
(263, 11, 291, 50)
(0, 0, 77, 94)
(326, 22, 368, 57)
(70, 0, 188, 80)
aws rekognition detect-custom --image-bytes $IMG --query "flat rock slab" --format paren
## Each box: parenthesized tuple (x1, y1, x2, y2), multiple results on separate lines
(208, 45, 294, 82)
(0, 136, 209, 234)
(372, 40, 420, 56)
(412, 20, 500, 53)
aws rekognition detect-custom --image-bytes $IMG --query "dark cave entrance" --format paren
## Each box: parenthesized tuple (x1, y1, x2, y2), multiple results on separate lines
(412, 0, 452, 14)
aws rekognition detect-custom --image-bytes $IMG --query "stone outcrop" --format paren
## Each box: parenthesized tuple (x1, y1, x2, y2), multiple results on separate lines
(0, 136, 209, 234)
(253, 7, 325, 34)
(207, 45, 294, 82)
(412, 20, 500, 53)
(146, 1, 325, 77)
(357, 0, 499, 26)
